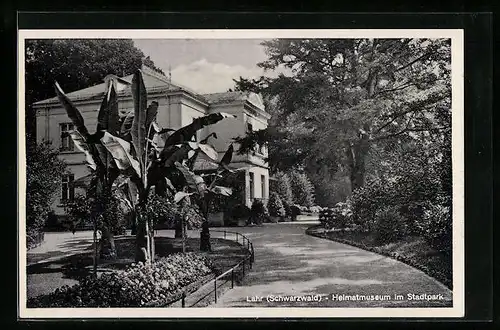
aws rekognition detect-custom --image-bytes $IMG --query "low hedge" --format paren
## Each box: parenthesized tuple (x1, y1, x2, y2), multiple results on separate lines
(27, 252, 215, 307)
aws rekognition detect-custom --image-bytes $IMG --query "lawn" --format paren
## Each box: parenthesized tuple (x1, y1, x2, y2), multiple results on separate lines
(306, 225, 452, 289)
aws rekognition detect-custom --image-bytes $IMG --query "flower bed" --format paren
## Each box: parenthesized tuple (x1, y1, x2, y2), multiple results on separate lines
(27, 252, 215, 307)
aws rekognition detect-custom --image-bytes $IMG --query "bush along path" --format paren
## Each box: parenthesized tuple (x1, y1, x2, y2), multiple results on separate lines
(306, 225, 452, 289)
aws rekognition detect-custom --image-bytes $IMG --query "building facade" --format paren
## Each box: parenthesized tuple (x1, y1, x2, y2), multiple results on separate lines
(33, 66, 270, 217)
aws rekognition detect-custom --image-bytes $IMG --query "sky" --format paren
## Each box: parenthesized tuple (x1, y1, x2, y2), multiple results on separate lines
(132, 39, 284, 94)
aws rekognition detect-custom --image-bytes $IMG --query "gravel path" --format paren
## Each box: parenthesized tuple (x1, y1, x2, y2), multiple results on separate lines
(210, 223, 453, 308)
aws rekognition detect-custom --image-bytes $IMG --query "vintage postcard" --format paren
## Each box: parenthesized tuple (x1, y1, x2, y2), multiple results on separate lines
(18, 29, 464, 318)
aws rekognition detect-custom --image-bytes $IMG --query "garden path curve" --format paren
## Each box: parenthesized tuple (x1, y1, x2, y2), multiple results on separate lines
(210, 223, 453, 307)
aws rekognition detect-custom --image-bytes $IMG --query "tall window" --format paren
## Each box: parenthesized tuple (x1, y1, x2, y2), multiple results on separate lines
(61, 174, 75, 202)
(261, 174, 266, 199)
(60, 123, 75, 151)
(249, 172, 254, 200)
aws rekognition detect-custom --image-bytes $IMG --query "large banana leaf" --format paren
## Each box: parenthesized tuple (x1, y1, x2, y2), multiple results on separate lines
(200, 132, 217, 144)
(220, 144, 234, 166)
(97, 82, 120, 136)
(55, 82, 90, 139)
(164, 112, 236, 147)
(73, 173, 96, 188)
(218, 144, 234, 173)
(131, 70, 148, 168)
(120, 111, 134, 141)
(100, 132, 141, 178)
(174, 161, 205, 195)
(163, 142, 199, 168)
(198, 143, 218, 161)
(174, 191, 194, 204)
(145, 101, 159, 137)
(126, 177, 140, 207)
(209, 186, 233, 196)
(67, 131, 97, 170)
(95, 143, 120, 187)
(149, 123, 172, 155)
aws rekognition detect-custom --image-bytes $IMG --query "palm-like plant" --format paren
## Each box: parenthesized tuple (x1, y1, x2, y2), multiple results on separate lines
(55, 69, 237, 262)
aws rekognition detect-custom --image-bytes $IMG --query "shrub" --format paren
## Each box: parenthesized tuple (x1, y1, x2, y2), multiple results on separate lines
(270, 171, 294, 216)
(373, 207, 406, 245)
(229, 203, 251, 219)
(249, 199, 269, 225)
(350, 178, 390, 228)
(267, 192, 285, 218)
(319, 202, 353, 229)
(289, 204, 302, 221)
(177, 196, 205, 230)
(319, 208, 333, 228)
(417, 202, 452, 254)
(65, 192, 127, 236)
(27, 252, 214, 307)
(289, 170, 315, 207)
(144, 192, 177, 227)
(26, 141, 66, 249)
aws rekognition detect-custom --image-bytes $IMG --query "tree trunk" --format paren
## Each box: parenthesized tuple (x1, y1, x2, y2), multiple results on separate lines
(130, 212, 137, 235)
(182, 217, 186, 253)
(346, 137, 370, 192)
(200, 220, 211, 251)
(93, 218, 98, 278)
(174, 215, 183, 238)
(99, 226, 116, 259)
(350, 166, 366, 192)
(149, 221, 155, 262)
(199, 198, 211, 252)
(135, 208, 149, 263)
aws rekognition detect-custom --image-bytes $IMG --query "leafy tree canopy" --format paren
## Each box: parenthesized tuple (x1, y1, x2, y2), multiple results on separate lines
(25, 39, 164, 140)
(234, 38, 451, 193)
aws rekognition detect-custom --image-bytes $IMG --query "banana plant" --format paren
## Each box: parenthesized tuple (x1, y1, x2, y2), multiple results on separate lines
(57, 69, 237, 262)
(97, 70, 237, 261)
(55, 79, 122, 260)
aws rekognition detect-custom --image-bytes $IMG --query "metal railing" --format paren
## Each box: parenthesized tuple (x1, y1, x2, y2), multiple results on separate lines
(172, 230, 255, 308)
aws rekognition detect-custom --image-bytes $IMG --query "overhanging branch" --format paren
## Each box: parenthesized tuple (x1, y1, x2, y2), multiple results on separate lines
(371, 126, 450, 142)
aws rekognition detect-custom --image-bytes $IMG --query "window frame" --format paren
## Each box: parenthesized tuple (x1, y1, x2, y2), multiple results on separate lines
(249, 172, 255, 200)
(61, 173, 75, 202)
(261, 174, 266, 199)
(60, 122, 75, 152)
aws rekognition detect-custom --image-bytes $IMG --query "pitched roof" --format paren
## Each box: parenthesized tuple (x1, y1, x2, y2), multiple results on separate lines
(32, 66, 267, 116)
(32, 67, 186, 107)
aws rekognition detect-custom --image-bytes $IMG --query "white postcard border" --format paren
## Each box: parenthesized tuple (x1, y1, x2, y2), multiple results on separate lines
(18, 29, 465, 319)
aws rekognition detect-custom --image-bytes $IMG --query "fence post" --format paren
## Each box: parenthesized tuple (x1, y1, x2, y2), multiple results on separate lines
(236, 233, 238, 243)
(231, 269, 234, 288)
(214, 279, 217, 304)
(243, 260, 245, 276)
(224, 230, 226, 239)
(181, 292, 185, 308)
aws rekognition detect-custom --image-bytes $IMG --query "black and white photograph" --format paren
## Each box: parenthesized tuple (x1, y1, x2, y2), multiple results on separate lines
(18, 29, 464, 318)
